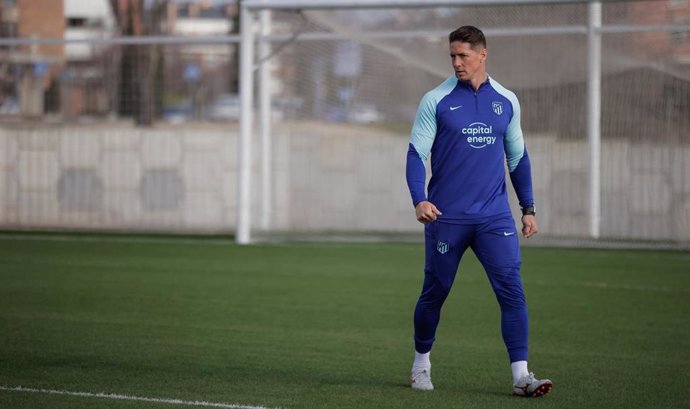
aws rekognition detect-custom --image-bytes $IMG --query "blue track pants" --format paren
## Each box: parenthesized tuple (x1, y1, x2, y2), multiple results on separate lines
(413, 215, 529, 363)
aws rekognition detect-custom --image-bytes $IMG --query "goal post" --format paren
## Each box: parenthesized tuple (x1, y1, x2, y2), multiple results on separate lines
(238, 0, 606, 245)
(235, 0, 690, 247)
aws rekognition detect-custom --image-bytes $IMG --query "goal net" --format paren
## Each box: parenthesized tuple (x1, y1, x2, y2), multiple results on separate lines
(253, 1, 690, 246)
(0, 0, 687, 248)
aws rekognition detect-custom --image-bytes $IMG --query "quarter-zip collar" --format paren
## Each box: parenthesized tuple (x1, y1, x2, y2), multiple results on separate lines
(456, 75, 491, 93)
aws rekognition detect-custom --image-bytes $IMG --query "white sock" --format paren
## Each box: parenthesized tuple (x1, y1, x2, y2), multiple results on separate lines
(511, 361, 529, 384)
(412, 351, 431, 371)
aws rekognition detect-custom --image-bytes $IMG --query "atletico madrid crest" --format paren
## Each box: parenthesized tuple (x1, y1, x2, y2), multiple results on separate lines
(492, 101, 503, 115)
(437, 240, 449, 254)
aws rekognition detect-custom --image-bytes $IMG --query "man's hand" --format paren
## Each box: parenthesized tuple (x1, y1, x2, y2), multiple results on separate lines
(521, 214, 539, 238)
(415, 201, 442, 224)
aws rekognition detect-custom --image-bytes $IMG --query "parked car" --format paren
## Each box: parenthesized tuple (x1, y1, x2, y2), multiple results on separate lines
(271, 96, 303, 120)
(162, 102, 193, 123)
(205, 93, 240, 122)
(348, 104, 384, 124)
(0, 97, 19, 115)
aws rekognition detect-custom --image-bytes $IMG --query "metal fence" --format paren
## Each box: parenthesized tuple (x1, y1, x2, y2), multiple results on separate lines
(0, 0, 689, 248)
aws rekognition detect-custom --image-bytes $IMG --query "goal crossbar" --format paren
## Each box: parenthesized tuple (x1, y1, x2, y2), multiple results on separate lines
(244, 0, 609, 11)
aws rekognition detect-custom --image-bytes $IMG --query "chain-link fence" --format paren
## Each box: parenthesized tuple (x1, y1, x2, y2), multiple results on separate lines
(0, 0, 688, 247)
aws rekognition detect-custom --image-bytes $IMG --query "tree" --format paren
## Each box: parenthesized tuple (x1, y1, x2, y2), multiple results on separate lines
(109, 0, 167, 126)
(228, 0, 241, 94)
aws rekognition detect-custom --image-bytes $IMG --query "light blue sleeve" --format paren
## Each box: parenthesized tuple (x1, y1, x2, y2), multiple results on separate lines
(409, 93, 438, 162)
(492, 78, 534, 206)
(491, 79, 525, 172)
(504, 96, 525, 172)
(409, 76, 457, 162)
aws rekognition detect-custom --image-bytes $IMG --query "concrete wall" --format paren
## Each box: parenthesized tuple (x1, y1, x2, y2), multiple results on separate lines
(0, 122, 688, 243)
(0, 125, 239, 232)
(527, 137, 690, 242)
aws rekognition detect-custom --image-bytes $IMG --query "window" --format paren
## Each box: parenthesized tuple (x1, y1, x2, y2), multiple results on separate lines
(67, 17, 86, 28)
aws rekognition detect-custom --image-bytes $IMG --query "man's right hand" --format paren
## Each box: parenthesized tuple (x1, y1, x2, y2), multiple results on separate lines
(415, 201, 442, 224)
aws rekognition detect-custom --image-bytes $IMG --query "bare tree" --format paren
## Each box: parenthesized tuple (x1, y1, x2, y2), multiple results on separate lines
(110, 0, 167, 126)
(228, 0, 241, 94)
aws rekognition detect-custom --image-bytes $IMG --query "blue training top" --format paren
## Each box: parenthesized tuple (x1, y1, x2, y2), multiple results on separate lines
(406, 75, 534, 223)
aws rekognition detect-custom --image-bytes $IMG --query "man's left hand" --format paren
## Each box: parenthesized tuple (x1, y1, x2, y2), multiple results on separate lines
(521, 215, 538, 239)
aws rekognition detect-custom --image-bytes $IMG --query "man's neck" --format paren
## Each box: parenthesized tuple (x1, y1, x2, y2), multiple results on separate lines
(464, 73, 488, 91)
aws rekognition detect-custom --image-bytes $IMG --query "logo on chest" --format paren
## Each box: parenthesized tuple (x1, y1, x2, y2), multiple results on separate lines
(492, 101, 503, 115)
(461, 121, 497, 149)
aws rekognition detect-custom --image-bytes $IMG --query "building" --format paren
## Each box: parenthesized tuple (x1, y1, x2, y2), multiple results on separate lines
(629, 0, 690, 62)
(0, 0, 64, 116)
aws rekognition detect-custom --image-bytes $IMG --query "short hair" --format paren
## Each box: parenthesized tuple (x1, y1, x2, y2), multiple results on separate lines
(448, 26, 486, 49)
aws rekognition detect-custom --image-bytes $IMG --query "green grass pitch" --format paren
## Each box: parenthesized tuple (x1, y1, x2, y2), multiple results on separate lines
(0, 234, 688, 409)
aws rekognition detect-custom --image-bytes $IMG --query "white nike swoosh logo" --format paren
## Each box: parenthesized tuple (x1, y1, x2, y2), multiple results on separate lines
(449, 106, 462, 111)
(503, 232, 515, 236)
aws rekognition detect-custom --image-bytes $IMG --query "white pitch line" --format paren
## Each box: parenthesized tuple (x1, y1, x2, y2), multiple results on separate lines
(0, 233, 235, 246)
(0, 386, 283, 409)
(459, 276, 689, 293)
(580, 281, 684, 293)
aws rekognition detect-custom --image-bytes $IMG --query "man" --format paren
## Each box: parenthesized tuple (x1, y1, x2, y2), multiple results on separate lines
(405, 25, 552, 397)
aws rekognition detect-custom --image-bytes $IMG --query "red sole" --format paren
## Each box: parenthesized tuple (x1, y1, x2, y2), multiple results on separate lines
(513, 382, 553, 398)
(530, 382, 553, 397)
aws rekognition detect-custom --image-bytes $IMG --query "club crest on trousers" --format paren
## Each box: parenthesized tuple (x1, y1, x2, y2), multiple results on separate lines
(437, 240, 449, 254)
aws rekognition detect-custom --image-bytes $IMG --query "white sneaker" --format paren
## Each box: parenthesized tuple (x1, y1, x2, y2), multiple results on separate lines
(410, 367, 434, 391)
(512, 372, 552, 397)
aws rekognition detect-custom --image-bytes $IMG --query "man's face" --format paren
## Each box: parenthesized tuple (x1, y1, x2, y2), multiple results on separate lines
(449, 41, 487, 82)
